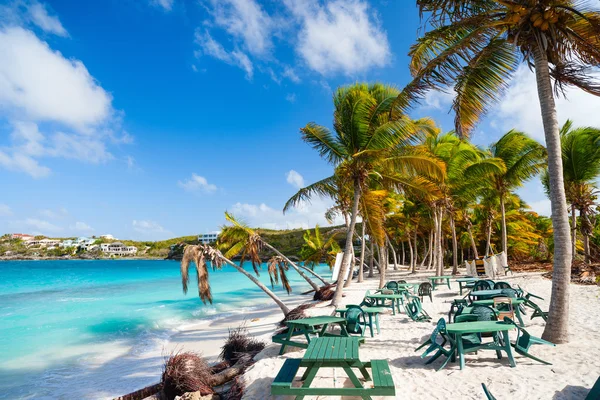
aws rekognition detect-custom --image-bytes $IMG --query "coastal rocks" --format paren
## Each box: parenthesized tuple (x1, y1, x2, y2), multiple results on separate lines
(174, 392, 220, 400)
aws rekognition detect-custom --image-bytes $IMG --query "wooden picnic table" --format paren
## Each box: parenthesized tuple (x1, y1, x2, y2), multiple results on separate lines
(445, 321, 516, 370)
(427, 275, 453, 290)
(335, 306, 387, 336)
(471, 298, 526, 326)
(272, 316, 349, 355)
(271, 337, 395, 399)
(365, 292, 404, 315)
(470, 289, 504, 300)
(456, 277, 480, 295)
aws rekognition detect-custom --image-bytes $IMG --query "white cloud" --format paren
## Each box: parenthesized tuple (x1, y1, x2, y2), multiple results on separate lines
(231, 196, 342, 230)
(282, 66, 301, 83)
(151, 0, 174, 12)
(26, 1, 68, 36)
(204, 0, 273, 57)
(0, 27, 128, 177)
(421, 89, 454, 111)
(528, 199, 551, 217)
(286, 169, 304, 188)
(178, 173, 218, 193)
(492, 65, 600, 143)
(285, 0, 390, 75)
(285, 93, 296, 103)
(39, 207, 67, 219)
(71, 221, 94, 232)
(133, 220, 168, 234)
(0, 204, 12, 217)
(22, 218, 62, 233)
(194, 30, 254, 79)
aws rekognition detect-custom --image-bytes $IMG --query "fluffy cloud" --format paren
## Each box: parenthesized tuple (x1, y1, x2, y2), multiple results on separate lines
(39, 207, 68, 219)
(230, 196, 342, 230)
(491, 65, 600, 143)
(285, 0, 390, 75)
(71, 221, 94, 232)
(22, 218, 62, 233)
(0, 204, 12, 217)
(133, 220, 169, 234)
(0, 26, 128, 177)
(285, 169, 304, 188)
(26, 0, 68, 36)
(178, 173, 218, 193)
(151, 0, 174, 12)
(285, 93, 296, 103)
(195, 30, 254, 79)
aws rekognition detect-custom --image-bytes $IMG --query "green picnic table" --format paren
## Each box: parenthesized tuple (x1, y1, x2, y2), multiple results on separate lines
(272, 316, 349, 355)
(471, 298, 526, 326)
(456, 277, 479, 295)
(427, 275, 453, 290)
(445, 321, 516, 370)
(365, 292, 405, 315)
(335, 306, 386, 336)
(397, 282, 421, 292)
(271, 337, 395, 399)
(471, 289, 504, 300)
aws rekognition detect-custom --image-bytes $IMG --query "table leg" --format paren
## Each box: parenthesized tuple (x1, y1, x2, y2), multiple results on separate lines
(318, 323, 329, 337)
(502, 331, 516, 367)
(367, 314, 374, 337)
(515, 306, 525, 327)
(342, 363, 365, 387)
(279, 327, 295, 355)
(375, 314, 380, 334)
(456, 333, 465, 370)
(339, 322, 349, 337)
(297, 362, 322, 400)
(447, 279, 451, 289)
(459, 282, 463, 296)
(353, 360, 371, 380)
(391, 299, 396, 315)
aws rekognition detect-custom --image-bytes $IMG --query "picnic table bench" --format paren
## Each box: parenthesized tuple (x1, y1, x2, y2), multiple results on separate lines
(445, 320, 516, 370)
(365, 291, 405, 315)
(470, 289, 504, 300)
(335, 306, 386, 336)
(427, 275, 453, 290)
(272, 316, 349, 355)
(456, 277, 479, 295)
(271, 337, 395, 399)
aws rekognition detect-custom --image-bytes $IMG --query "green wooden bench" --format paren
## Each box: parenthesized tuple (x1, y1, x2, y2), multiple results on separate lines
(271, 337, 395, 399)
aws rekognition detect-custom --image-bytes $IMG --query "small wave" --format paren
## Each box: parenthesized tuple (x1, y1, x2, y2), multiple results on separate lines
(56, 297, 103, 303)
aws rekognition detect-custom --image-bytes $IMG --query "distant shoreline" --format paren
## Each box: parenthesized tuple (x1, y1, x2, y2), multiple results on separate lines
(0, 255, 172, 261)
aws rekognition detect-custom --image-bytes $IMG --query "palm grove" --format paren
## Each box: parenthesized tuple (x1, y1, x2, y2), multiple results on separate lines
(181, 1, 600, 345)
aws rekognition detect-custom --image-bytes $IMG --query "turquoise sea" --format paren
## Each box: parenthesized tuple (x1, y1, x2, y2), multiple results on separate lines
(0, 260, 331, 399)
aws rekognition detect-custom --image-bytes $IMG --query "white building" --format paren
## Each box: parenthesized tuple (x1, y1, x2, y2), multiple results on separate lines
(198, 231, 220, 244)
(100, 234, 116, 240)
(11, 233, 34, 241)
(100, 242, 137, 256)
(39, 239, 60, 247)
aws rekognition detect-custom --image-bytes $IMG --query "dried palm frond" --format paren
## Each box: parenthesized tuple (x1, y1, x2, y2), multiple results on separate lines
(223, 376, 245, 400)
(161, 351, 213, 400)
(180, 245, 212, 304)
(219, 324, 266, 364)
(267, 256, 291, 294)
(278, 303, 314, 328)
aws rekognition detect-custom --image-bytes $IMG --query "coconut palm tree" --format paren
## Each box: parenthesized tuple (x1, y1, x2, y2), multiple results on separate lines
(218, 212, 326, 292)
(285, 82, 442, 306)
(180, 244, 291, 316)
(542, 120, 600, 263)
(488, 130, 546, 257)
(401, 0, 600, 342)
(299, 225, 341, 270)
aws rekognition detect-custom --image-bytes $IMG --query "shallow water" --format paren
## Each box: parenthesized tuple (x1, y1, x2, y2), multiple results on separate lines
(0, 259, 331, 399)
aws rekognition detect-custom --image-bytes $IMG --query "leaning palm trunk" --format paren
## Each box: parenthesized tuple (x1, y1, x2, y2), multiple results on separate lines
(368, 241, 375, 278)
(408, 231, 414, 271)
(571, 207, 577, 261)
(500, 193, 508, 256)
(262, 242, 322, 291)
(420, 234, 430, 268)
(466, 221, 479, 260)
(378, 246, 387, 289)
(412, 228, 418, 273)
(358, 222, 366, 283)
(534, 47, 572, 344)
(485, 218, 493, 257)
(331, 180, 361, 307)
(450, 216, 458, 275)
(386, 236, 398, 271)
(427, 230, 433, 269)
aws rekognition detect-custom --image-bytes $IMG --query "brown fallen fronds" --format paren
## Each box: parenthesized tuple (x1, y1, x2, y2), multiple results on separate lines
(161, 351, 213, 400)
(219, 324, 265, 365)
(112, 382, 162, 400)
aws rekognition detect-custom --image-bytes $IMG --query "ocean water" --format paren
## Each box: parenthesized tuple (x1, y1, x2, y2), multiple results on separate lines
(0, 260, 331, 399)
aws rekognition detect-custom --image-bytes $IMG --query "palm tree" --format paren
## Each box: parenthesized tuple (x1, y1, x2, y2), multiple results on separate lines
(180, 244, 291, 316)
(218, 212, 326, 292)
(543, 120, 600, 263)
(401, 0, 600, 343)
(488, 130, 546, 257)
(285, 82, 442, 306)
(299, 225, 341, 270)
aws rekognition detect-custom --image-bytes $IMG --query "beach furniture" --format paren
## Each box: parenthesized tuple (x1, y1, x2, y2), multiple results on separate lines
(427, 275, 453, 290)
(418, 282, 433, 302)
(336, 305, 385, 336)
(471, 298, 526, 326)
(397, 279, 407, 283)
(415, 318, 455, 371)
(448, 298, 469, 323)
(502, 317, 555, 365)
(271, 337, 395, 399)
(445, 320, 516, 370)
(272, 316, 350, 355)
(397, 282, 421, 292)
(365, 290, 404, 315)
(456, 277, 479, 295)
(522, 298, 549, 321)
(493, 281, 512, 290)
(586, 377, 600, 400)
(493, 296, 515, 321)
(385, 281, 399, 291)
(482, 383, 497, 400)
(470, 289, 504, 302)
(404, 295, 432, 322)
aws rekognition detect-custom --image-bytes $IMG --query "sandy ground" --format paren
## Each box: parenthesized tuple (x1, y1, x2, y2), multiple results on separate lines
(231, 268, 600, 400)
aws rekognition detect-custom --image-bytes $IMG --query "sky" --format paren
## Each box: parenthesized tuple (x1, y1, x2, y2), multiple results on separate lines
(1, 0, 600, 240)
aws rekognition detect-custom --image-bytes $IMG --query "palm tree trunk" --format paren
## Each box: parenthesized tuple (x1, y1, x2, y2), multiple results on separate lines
(401, 241, 405, 266)
(533, 46, 572, 344)
(331, 179, 361, 307)
(378, 245, 387, 289)
(466, 220, 479, 259)
(571, 206, 577, 261)
(420, 234, 430, 268)
(368, 241, 374, 278)
(450, 215, 458, 275)
(386, 236, 398, 271)
(500, 193, 508, 256)
(358, 222, 366, 283)
(221, 257, 290, 315)
(485, 217, 492, 256)
(428, 230, 433, 269)
(408, 230, 414, 271)
(412, 227, 418, 273)
(262, 242, 321, 291)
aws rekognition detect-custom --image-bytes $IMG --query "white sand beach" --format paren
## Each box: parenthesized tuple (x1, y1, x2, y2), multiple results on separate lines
(172, 268, 600, 400)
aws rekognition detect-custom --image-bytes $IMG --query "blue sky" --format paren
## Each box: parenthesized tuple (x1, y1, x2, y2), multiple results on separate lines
(1, 0, 600, 240)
